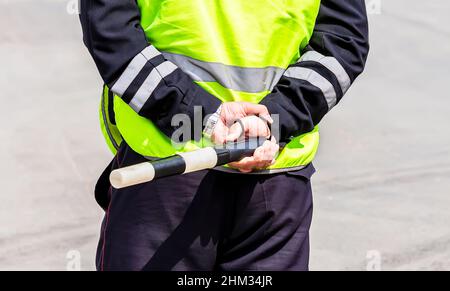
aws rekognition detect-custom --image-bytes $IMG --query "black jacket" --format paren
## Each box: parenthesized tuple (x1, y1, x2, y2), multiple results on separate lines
(80, 0, 369, 141)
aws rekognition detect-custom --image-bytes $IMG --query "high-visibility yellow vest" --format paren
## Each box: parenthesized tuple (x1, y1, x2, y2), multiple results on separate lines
(100, 0, 321, 170)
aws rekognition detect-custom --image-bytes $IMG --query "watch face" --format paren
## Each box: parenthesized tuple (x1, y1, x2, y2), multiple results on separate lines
(203, 113, 219, 138)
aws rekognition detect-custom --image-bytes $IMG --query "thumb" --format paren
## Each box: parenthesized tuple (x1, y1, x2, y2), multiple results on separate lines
(226, 122, 244, 142)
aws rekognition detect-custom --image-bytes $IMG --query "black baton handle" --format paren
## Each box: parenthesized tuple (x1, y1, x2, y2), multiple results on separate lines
(110, 138, 266, 188)
(150, 137, 265, 179)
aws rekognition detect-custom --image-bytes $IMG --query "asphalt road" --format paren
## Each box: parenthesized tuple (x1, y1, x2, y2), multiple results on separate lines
(0, 0, 449, 270)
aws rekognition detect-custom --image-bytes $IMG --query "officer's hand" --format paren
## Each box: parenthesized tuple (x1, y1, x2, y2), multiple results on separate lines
(226, 115, 271, 141)
(210, 102, 272, 144)
(228, 136, 279, 173)
(220, 102, 272, 125)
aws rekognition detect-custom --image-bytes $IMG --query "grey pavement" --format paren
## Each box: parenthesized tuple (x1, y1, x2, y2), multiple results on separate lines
(0, 0, 449, 270)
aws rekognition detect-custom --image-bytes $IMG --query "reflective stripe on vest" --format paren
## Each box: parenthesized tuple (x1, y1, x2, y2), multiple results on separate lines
(100, 86, 123, 154)
(101, 0, 322, 169)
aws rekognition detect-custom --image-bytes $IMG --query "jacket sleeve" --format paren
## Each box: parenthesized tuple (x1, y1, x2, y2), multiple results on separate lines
(260, 0, 370, 142)
(79, 0, 220, 139)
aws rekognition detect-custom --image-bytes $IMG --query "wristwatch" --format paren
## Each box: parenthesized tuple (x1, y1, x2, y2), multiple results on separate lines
(203, 105, 222, 140)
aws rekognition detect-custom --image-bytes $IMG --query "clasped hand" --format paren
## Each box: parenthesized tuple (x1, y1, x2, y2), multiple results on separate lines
(210, 102, 279, 173)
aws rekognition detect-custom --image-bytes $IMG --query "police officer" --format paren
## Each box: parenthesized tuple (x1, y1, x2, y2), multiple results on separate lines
(80, 0, 369, 271)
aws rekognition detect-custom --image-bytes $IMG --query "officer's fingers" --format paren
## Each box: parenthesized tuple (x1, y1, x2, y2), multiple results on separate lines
(244, 116, 271, 138)
(226, 116, 270, 142)
(252, 146, 275, 168)
(229, 151, 271, 172)
(260, 139, 279, 157)
(252, 140, 279, 167)
(263, 137, 279, 152)
(231, 156, 268, 172)
(253, 159, 272, 170)
(225, 116, 269, 142)
(228, 137, 279, 171)
(228, 157, 256, 173)
(229, 156, 255, 167)
(266, 137, 280, 155)
(270, 135, 277, 144)
(250, 157, 272, 170)
(241, 103, 273, 123)
(211, 121, 229, 144)
(253, 145, 270, 162)
(220, 102, 245, 123)
(225, 122, 244, 142)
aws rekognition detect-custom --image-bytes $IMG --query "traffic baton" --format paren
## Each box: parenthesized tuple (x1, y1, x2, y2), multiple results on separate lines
(109, 138, 265, 189)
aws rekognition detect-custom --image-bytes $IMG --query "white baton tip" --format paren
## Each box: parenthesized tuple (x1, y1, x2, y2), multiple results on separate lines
(178, 147, 218, 174)
(109, 162, 156, 189)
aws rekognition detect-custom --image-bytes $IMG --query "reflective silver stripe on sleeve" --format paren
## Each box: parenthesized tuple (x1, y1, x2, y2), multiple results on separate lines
(284, 67, 337, 110)
(141, 45, 160, 61)
(111, 46, 161, 96)
(163, 52, 285, 93)
(300, 50, 351, 94)
(129, 61, 178, 112)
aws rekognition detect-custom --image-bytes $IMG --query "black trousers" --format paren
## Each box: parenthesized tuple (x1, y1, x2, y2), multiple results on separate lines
(95, 143, 315, 271)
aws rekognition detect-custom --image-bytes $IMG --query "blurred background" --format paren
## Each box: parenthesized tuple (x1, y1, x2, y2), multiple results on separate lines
(0, 0, 449, 270)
